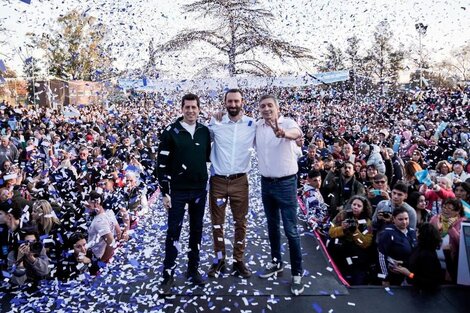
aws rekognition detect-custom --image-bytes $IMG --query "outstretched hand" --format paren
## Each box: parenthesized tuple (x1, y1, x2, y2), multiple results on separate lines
(266, 118, 285, 138)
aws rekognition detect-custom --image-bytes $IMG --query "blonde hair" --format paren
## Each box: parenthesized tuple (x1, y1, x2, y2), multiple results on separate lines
(32, 200, 60, 234)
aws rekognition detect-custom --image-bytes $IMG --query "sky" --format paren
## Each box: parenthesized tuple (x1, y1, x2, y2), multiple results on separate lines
(0, 0, 469, 80)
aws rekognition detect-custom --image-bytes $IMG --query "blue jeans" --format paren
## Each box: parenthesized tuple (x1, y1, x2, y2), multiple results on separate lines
(261, 176, 303, 276)
(163, 189, 207, 276)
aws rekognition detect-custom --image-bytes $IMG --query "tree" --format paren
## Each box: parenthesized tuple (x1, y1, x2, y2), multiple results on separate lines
(363, 20, 405, 94)
(143, 38, 159, 78)
(158, 0, 312, 76)
(318, 43, 345, 72)
(23, 57, 41, 105)
(439, 43, 470, 82)
(38, 10, 113, 81)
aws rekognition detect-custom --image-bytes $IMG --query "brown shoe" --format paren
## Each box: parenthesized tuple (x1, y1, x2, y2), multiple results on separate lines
(232, 261, 252, 278)
(208, 260, 227, 278)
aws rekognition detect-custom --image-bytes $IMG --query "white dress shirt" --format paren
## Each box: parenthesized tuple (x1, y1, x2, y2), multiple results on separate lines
(209, 114, 256, 175)
(255, 116, 301, 178)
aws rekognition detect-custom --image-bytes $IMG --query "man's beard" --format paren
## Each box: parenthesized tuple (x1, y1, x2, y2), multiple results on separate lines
(227, 107, 241, 117)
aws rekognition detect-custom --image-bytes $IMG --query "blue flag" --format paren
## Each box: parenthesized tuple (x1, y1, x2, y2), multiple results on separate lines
(0, 59, 6, 73)
(415, 169, 432, 187)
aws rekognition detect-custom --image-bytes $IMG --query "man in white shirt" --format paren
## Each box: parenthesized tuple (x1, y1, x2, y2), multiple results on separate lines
(87, 191, 119, 263)
(207, 89, 255, 279)
(255, 94, 305, 296)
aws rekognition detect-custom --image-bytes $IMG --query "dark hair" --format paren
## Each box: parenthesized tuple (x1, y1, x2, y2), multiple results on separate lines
(259, 94, 278, 106)
(343, 160, 355, 168)
(392, 206, 408, 217)
(417, 223, 441, 250)
(88, 190, 103, 204)
(407, 191, 424, 210)
(0, 201, 22, 220)
(68, 232, 86, 248)
(224, 89, 243, 102)
(23, 228, 40, 242)
(392, 181, 408, 194)
(373, 173, 387, 182)
(307, 170, 321, 179)
(454, 181, 470, 197)
(181, 93, 200, 108)
(345, 195, 372, 219)
(443, 198, 464, 217)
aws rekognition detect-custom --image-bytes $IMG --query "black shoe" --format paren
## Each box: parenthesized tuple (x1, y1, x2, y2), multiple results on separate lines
(186, 271, 206, 286)
(208, 260, 227, 278)
(258, 262, 283, 278)
(232, 261, 252, 278)
(158, 275, 174, 296)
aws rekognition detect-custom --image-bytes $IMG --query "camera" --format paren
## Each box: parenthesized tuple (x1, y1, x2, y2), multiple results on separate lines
(344, 210, 358, 232)
(382, 212, 391, 218)
(27, 241, 44, 255)
(334, 160, 344, 170)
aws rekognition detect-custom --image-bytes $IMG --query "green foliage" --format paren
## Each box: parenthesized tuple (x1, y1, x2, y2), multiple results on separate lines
(38, 10, 113, 81)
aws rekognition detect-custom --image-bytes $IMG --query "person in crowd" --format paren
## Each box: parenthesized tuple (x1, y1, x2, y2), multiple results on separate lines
(30, 200, 64, 273)
(255, 94, 304, 296)
(157, 93, 211, 295)
(419, 177, 455, 216)
(122, 171, 148, 226)
(58, 232, 99, 281)
(301, 170, 329, 235)
(341, 143, 356, 163)
(372, 182, 417, 230)
(435, 160, 452, 177)
(410, 149, 427, 169)
(454, 181, 470, 203)
(407, 191, 430, 227)
(359, 143, 386, 175)
(356, 165, 368, 186)
(446, 160, 469, 186)
(86, 191, 120, 263)
(7, 229, 50, 286)
(366, 173, 391, 211)
(390, 223, 444, 292)
(403, 161, 423, 194)
(323, 160, 366, 217)
(424, 137, 445, 170)
(297, 143, 318, 182)
(378, 207, 417, 286)
(0, 135, 19, 168)
(207, 89, 255, 279)
(328, 196, 373, 285)
(430, 198, 466, 283)
(313, 138, 330, 158)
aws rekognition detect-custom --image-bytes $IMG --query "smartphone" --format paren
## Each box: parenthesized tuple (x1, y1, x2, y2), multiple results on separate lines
(371, 189, 382, 196)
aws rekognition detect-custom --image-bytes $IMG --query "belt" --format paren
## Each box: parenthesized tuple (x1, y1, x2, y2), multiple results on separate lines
(214, 173, 246, 180)
(261, 174, 297, 182)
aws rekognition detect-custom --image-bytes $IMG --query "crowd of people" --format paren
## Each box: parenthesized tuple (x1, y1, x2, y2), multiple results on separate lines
(0, 84, 468, 295)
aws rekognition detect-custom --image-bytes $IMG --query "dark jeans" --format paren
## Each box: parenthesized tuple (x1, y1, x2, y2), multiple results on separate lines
(261, 176, 303, 276)
(163, 189, 207, 276)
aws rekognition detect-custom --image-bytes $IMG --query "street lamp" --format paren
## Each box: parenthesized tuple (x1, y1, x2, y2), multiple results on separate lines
(415, 23, 428, 88)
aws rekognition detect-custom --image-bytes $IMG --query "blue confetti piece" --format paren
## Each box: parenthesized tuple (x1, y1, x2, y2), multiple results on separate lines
(174, 128, 179, 134)
(312, 303, 323, 313)
(129, 259, 140, 267)
(248, 120, 253, 126)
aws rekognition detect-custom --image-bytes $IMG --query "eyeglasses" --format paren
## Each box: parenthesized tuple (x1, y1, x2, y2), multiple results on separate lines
(374, 180, 386, 184)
